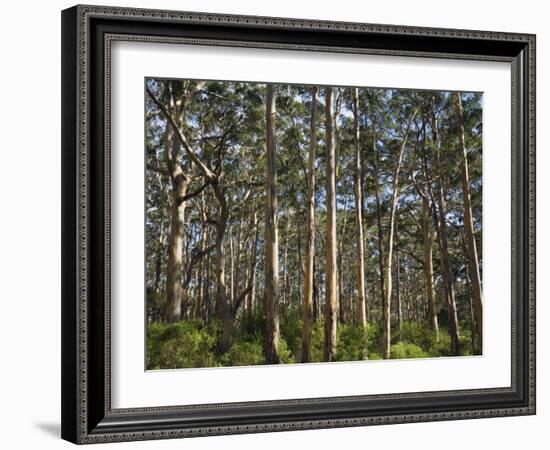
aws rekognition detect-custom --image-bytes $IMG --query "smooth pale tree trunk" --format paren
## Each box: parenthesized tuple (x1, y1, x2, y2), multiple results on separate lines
(302, 86, 318, 363)
(265, 84, 280, 364)
(422, 196, 439, 339)
(382, 109, 417, 359)
(164, 124, 191, 322)
(324, 87, 338, 362)
(461, 230, 477, 353)
(455, 92, 483, 350)
(352, 88, 368, 354)
(229, 227, 235, 308)
(371, 113, 386, 307)
(430, 99, 460, 355)
(165, 180, 187, 322)
(215, 188, 233, 353)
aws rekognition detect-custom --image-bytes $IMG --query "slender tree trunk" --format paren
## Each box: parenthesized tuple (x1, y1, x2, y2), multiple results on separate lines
(154, 219, 165, 295)
(152, 162, 167, 296)
(302, 86, 318, 363)
(265, 84, 280, 364)
(313, 259, 320, 322)
(382, 110, 417, 359)
(337, 197, 349, 324)
(282, 212, 290, 307)
(246, 212, 259, 313)
(455, 92, 483, 350)
(196, 195, 208, 320)
(461, 230, 477, 354)
(229, 226, 235, 308)
(205, 245, 212, 322)
(422, 196, 439, 339)
(353, 88, 368, 355)
(372, 113, 386, 307)
(395, 220, 403, 337)
(324, 87, 338, 362)
(215, 187, 232, 353)
(233, 220, 244, 309)
(430, 99, 460, 355)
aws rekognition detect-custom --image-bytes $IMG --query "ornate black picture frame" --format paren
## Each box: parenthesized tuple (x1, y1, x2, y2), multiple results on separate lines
(61, 4, 536, 444)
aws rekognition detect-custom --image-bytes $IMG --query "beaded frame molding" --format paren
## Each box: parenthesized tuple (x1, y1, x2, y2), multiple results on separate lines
(61, 4, 536, 444)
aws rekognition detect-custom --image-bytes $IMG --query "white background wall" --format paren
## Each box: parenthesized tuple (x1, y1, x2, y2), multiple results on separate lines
(0, 0, 545, 448)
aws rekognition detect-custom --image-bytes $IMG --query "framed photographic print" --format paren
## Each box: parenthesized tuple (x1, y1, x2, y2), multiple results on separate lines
(61, 4, 536, 444)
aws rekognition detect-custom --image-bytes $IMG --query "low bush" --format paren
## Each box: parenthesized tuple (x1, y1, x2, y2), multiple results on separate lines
(390, 342, 429, 359)
(146, 321, 217, 369)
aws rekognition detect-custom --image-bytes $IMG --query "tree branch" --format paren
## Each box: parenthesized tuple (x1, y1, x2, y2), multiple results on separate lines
(146, 84, 216, 181)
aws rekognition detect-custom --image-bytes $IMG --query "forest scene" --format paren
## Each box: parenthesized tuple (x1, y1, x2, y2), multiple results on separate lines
(145, 78, 483, 370)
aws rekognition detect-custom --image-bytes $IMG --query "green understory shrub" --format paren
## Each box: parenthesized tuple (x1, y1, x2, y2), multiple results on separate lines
(146, 321, 217, 369)
(390, 342, 429, 359)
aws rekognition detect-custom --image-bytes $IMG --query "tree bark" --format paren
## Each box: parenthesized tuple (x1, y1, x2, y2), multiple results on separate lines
(382, 109, 417, 359)
(455, 92, 483, 350)
(422, 196, 439, 339)
(265, 84, 280, 364)
(461, 230, 477, 354)
(371, 110, 386, 309)
(324, 87, 338, 362)
(246, 212, 259, 314)
(282, 211, 290, 307)
(164, 120, 191, 322)
(395, 220, 403, 337)
(302, 86, 318, 363)
(215, 185, 232, 352)
(430, 99, 460, 355)
(352, 88, 368, 353)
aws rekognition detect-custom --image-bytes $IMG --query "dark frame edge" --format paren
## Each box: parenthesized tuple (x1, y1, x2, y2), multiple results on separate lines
(61, 5, 80, 445)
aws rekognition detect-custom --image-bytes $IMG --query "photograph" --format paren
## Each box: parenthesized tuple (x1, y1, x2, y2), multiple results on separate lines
(145, 78, 483, 370)
(57, 3, 536, 444)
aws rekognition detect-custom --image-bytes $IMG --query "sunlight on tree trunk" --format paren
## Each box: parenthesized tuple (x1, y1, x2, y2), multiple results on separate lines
(265, 84, 280, 364)
(324, 87, 338, 362)
(302, 86, 318, 363)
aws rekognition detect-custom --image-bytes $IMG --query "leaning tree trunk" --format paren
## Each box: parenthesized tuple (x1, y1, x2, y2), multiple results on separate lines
(455, 92, 483, 350)
(302, 86, 318, 363)
(324, 87, 338, 362)
(382, 110, 417, 359)
(265, 84, 280, 364)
